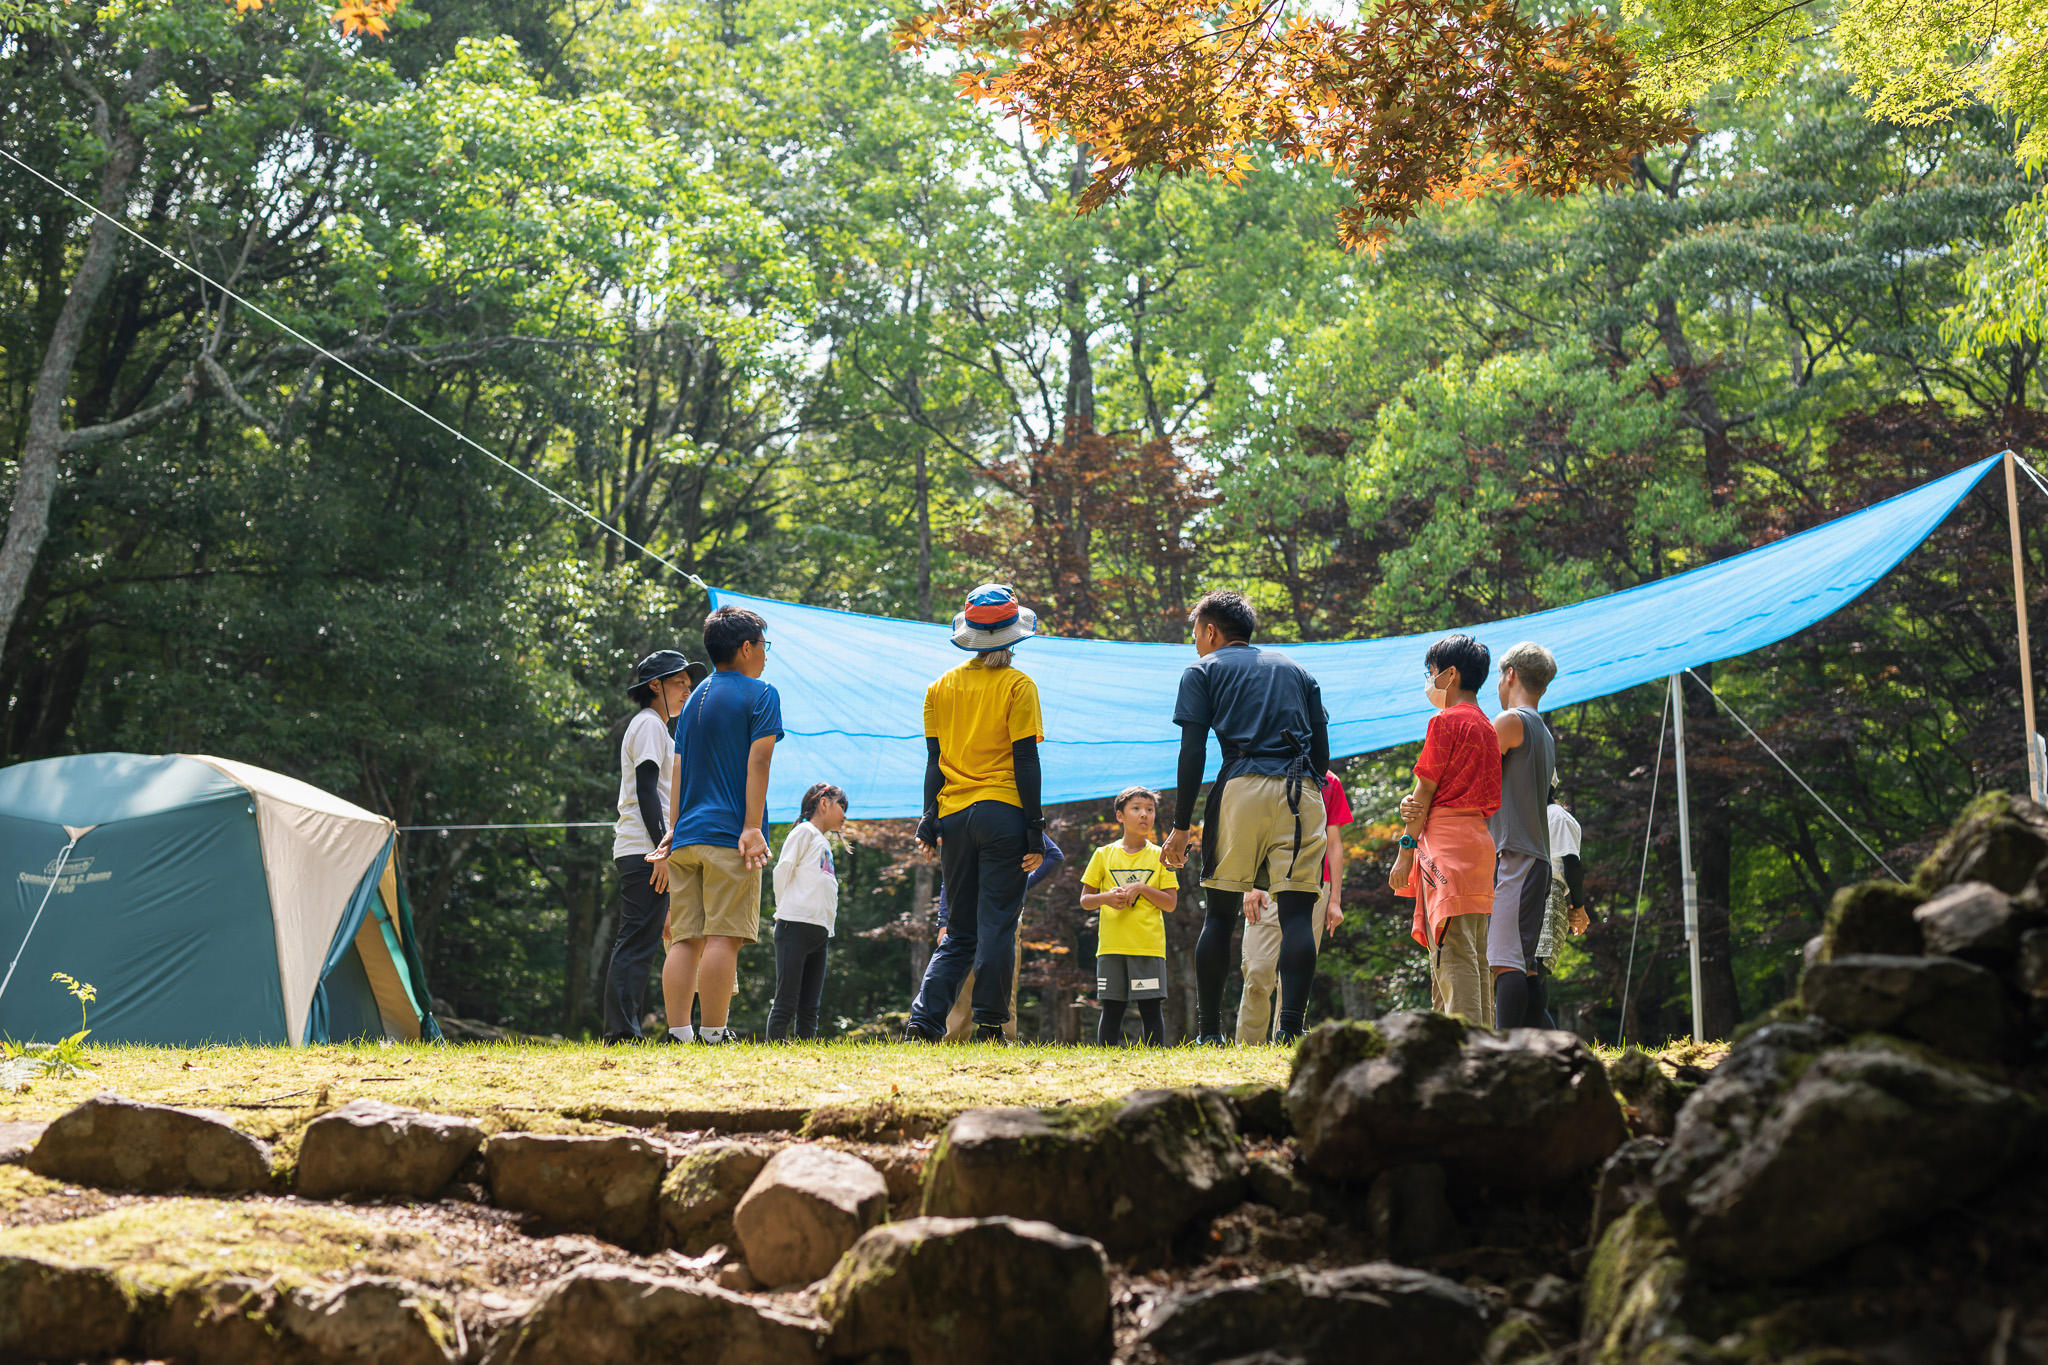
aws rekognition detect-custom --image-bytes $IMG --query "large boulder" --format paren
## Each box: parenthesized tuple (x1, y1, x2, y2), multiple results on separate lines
(1914, 880, 2043, 965)
(921, 1089, 1245, 1253)
(484, 1133, 666, 1252)
(1286, 1012, 1625, 1190)
(1141, 1262, 1491, 1365)
(818, 1216, 1111, 1365)
(659, 1140, 782, 1254)
(732, 1145, 888, 1288)
(2022, 927, 2048, 997)
(151, 1276, 455, 1365)
(0, 1257, 134, 1361)
(1655, 1035, 2043, 1280)
(483, 1264, 822, 1365)
(1801, 953, 2009, 1061)
(1817, 880, 1926, 960)
(295, 1100, 484, 1201)
(25, 1092, 272, 1193)
(1913, 790, 2048, 895)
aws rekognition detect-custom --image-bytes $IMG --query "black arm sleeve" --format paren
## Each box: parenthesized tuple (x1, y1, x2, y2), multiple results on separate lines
(635, 760, 667, 848)
(1310, 711, 1330, 780)
(1174, 723, 1206, 830)
(1562, 852, 1585, 907)
(918, 737, 943, 843)
(1012, 737, 1043, 835)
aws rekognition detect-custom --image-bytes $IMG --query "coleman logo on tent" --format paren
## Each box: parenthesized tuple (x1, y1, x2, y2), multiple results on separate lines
(18, 857, 111, 893)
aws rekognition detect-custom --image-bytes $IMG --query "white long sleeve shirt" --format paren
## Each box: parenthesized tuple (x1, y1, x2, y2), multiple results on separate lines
(772, 819, 839, 934)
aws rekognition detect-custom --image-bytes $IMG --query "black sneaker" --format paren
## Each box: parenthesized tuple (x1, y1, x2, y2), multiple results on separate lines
(902, 1022, 941, 1044)
(1188, 1033, 1229, 1048)
(973, 1024, 1009, 1045)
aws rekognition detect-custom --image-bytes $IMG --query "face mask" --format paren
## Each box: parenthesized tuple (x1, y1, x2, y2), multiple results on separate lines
(1423, 684, 1448, 708)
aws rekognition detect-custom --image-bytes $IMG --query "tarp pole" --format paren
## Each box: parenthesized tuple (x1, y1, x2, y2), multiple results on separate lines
(2004, 451, 2041, 803)
(1671, 673, 1703, 1043)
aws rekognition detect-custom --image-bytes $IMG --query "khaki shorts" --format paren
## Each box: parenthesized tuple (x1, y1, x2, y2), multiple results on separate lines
(1202, 775, 1326, 896)
(663, 844, 761, 947)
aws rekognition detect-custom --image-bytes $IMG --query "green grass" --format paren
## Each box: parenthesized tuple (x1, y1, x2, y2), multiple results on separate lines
(0, 1039, 1296, 1130)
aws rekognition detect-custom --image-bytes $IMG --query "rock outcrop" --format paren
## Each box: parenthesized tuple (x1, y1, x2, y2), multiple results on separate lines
(295, 1100, 485, 1200)
(732, 1144, 888, 1287)
(154, 1275, 456, 1365)
(25, 1092, 272, 1193)
(921, 1088, 1245, 1253)
(819, 1216, 1111, 1364)
(1286, 1012, 1625, 1190)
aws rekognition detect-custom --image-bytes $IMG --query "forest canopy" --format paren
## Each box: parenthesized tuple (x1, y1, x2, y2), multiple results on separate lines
(1, 0, 2043, 1045)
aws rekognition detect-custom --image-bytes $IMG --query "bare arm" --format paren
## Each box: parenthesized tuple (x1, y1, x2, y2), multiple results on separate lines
(1324, 829, 1345, 931)
(1495, 709, 1523, 755)
(739, 734, 776, 869)
(1134, 883, 1177, 912)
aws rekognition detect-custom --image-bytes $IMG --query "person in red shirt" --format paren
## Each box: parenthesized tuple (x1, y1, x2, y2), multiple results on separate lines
(1236, 771, 1351, 1043)
(1389, 634, 1502, 1027)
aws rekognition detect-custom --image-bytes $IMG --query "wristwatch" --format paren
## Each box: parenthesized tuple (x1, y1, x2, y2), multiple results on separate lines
(1399, 834, 1418, 849)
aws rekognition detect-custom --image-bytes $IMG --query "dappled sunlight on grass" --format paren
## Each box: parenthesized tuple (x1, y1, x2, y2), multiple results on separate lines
(0, 1039, 1297, 1126)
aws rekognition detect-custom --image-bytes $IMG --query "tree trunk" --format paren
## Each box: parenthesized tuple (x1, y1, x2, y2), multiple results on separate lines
(0, 60, 160, 663)
(563, 859, 598, 1030)
(915, 441, 932, 620)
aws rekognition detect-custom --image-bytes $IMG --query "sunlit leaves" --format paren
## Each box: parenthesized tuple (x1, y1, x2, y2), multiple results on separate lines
(898, 0, 1695, 252)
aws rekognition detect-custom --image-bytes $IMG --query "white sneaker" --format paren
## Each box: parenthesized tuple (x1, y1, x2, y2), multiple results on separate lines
(697, 1025, 736, 1045)
(662, 1025, 695, 1044)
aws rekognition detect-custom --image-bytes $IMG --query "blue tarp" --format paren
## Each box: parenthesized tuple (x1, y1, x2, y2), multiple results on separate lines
(716, 454, 2004, 821)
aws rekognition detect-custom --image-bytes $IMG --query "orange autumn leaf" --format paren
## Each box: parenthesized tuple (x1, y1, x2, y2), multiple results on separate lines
(896, 0, 1695, 253)
(234, 0, 264, 11)
(331, 0, 399, 38)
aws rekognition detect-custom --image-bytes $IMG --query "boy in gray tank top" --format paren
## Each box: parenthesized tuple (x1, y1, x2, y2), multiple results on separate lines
(1488, 642, 1557, 1028)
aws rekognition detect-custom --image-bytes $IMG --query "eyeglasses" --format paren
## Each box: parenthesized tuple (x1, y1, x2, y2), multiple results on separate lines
(761, 639, 774, 654)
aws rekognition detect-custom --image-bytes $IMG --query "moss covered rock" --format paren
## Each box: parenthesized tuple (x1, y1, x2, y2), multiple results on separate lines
(484, 1132, 665, 1252)
(1142, 1261, 1491, 1365)
(920, 1089, 1244, 1254)
(818, 1216, 1110, 1365)
(25, 1092, 273, 1194)
(1817, 880, 1925, 961)
(1913, 790, 2048, 895)
(485, 1264, 821, 1365)
(658, 1139, 783, 1254)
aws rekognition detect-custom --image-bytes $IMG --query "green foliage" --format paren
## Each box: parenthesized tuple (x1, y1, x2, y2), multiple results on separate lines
(0, 974, 98, 1092)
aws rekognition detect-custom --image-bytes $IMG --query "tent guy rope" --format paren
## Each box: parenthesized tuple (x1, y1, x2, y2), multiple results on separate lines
(0, 141, 711, 597)
(1616, 683, 1669, 1048)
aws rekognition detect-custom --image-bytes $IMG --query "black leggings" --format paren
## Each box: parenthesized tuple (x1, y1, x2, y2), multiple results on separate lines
(767, 919, 829, 1040)
(1196, 887, 1319, 1037)
(1099, 998, 1165, 1045)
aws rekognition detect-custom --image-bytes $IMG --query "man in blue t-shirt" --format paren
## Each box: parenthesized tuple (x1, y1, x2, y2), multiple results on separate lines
(648, 605, 784, 1045)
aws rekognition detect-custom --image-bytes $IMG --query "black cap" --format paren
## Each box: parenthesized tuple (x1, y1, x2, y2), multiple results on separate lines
(632, 649, 706, 689)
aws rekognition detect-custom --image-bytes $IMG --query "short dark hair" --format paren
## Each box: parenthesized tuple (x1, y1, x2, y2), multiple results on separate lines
(1189, 590, 1256, 642)
(801, 782, 847, 822)
(1114, 785, 1159, 815)
(1424, 633, 1490, 692)
(704, 606, 766, 665)
(627, 680, 657, 709)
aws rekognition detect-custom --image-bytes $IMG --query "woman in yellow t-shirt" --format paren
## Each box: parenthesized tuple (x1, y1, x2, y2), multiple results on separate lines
(904, 584, 1047, 1044)
(1080, 786, 1179, 1045)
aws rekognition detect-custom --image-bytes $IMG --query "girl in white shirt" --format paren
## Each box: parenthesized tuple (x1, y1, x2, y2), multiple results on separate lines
(767, 782, 847, 1040)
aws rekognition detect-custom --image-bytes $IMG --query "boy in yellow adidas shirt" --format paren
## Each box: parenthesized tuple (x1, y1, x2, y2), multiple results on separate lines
(1080, 786, 1179, 1046)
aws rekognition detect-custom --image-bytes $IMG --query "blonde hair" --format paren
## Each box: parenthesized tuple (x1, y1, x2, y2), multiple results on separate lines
(1499, 641, 1557, 695)
(967, 648, 1014, 670)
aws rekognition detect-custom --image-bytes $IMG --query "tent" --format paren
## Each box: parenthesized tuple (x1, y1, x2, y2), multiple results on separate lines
(717, 452, 2016, 820)
(0, 753, 438, 1046)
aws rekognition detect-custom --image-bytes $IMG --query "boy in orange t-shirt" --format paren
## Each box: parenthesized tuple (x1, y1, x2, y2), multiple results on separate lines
(1390, 633, 1502, 1027)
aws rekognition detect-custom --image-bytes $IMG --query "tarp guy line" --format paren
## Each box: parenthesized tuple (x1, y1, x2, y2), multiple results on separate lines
(0, 143, 708, 593)
(714, 454, 2008, 820)
(1681, 668, 1904, 882)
